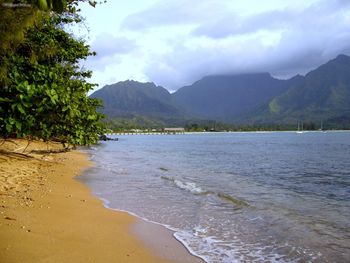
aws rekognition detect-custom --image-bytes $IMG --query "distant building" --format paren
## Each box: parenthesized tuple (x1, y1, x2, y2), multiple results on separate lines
(130, 129, 143, 133)
(164, 127, 185, 134)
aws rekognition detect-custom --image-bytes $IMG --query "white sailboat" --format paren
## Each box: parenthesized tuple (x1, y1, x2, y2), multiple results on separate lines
(296, 122, 304, 134)
(319, 121, 326, 132)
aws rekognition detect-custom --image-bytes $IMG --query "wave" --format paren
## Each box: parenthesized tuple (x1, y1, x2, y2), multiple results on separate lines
(217, 192, 249, 206)
(161, 176, 249, 207)
(94, 190, 295, 263)
(161, 176, 210, 195)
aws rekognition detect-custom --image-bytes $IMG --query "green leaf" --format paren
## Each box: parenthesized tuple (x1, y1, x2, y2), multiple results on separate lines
(17, 104, 26, 114)
(15, 121, 22, 131)
(6, 123, 12, 133)
(0, 98, 11, 102)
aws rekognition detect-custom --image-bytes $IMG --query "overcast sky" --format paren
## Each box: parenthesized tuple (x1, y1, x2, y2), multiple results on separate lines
(73, 0, 350, 92)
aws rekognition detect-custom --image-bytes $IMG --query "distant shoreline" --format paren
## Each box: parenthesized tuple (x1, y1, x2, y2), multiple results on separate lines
(106, 129, 350, 136)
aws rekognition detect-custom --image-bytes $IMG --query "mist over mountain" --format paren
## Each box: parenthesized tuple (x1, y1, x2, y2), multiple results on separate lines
(91, 55, 350, 128)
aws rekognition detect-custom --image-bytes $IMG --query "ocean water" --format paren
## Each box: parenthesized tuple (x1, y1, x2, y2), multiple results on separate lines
(79, 132, 350, 262)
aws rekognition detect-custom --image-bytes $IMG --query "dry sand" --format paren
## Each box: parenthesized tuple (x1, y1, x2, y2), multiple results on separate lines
(0, 139, 202, 263)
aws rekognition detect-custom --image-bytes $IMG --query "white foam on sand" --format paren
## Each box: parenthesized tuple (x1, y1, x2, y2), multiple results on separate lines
(95, 192, 289, 263)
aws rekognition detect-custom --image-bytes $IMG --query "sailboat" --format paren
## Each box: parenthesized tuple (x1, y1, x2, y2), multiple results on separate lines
(296, 122, 304, 134)
(319, 121, 326, 132)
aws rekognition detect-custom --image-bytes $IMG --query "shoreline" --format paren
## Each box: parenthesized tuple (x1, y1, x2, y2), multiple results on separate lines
(108, 129, 350, 136)
(78, 148, 206, 263)
(87, 195, 206, 263)
(0, 139, 201, 263)
(77, 151, 204, 263)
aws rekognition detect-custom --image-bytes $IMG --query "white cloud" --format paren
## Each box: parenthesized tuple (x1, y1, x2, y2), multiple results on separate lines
(76, 0, 350, 91)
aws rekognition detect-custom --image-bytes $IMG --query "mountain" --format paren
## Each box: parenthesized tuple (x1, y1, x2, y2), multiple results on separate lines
(90, 80, 184, 121)
(91, 54, 350, 128)
(250, 54, 350, 125)
(172, 73, 302, 122)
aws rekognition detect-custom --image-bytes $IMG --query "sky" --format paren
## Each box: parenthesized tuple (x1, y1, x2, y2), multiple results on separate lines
(72, 0, 350, 92)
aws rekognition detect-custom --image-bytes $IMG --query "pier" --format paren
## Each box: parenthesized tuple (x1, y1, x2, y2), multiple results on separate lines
(107, 127, 185, 135)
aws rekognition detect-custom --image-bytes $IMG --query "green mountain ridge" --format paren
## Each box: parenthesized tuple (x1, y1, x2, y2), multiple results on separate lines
(172, 72, 304, 122)
(90, 80, 186, 121)
(91, 54, 350, 128)
(249, 54, 350, 126)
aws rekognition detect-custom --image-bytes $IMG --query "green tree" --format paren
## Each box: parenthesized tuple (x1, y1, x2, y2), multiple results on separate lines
(0, 0, 100, 85)
(0, 13, 104, 146)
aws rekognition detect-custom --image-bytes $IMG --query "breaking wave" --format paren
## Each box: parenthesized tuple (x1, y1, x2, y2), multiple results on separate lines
(161, 176, 248, 207)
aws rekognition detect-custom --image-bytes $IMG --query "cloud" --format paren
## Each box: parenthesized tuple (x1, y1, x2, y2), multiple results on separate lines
(86, 33, 138, 71)
(91, 33, 137, 57)
(121, 0, 231, 30)
(81, 0, 350, 91)
(136, 0, 350, 89)
(144, 35, 275, 89)
(145, 24, 350, 89)
(193, 0, 350, 39)
(192, 11, 294, 39)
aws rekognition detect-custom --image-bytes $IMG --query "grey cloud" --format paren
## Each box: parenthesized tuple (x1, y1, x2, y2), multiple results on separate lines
(144, 41, 267, 89)
(139, 0, 350, 90)
(121, 0, 230, 30)
(192, 10, 295, 38)
(144, 18, 350, 90)
(87, 33, 137, 71)
(96, 0, 350, 91)
(193, 0, 350, 38)
(84, 55, 123, 72)
(90, 33, 137, 58)
(333, 0, 350, 7)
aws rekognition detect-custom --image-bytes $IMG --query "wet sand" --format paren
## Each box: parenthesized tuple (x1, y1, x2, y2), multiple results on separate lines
(0, 139, 201, 263)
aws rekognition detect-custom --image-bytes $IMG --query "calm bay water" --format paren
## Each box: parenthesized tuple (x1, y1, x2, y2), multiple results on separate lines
(79, 131, 350, 262)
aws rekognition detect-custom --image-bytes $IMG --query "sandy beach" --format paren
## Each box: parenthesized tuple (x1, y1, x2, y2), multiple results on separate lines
(0, 139, 202, 263)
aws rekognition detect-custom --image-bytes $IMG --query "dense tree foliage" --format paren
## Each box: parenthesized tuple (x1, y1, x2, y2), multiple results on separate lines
(0, 5, 104, 146)
(0, 0, 99, 83)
